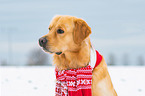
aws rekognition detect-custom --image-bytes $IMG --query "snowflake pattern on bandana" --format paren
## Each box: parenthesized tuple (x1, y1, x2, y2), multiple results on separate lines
(55, 65, 93, 96)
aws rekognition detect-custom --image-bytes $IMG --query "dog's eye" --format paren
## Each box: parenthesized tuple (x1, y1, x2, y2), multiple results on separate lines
(57, 29, 64, 34)
(49, 28, 51, 30)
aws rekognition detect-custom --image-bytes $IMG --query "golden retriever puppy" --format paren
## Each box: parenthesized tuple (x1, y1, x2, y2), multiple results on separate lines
(39, 15, 117, 96)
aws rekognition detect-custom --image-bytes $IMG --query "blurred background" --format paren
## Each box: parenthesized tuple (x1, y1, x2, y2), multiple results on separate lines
(1, 0, 145, 96)
(0, 0, 145, 66)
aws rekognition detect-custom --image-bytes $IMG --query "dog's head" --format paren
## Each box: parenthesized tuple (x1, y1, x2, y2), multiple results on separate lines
(39, 15, 91, 55)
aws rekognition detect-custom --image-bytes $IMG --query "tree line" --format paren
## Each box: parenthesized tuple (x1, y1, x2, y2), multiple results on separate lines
(0, 48, 144, 66)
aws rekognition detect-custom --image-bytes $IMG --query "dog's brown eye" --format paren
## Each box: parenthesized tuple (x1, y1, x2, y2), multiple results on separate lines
(49, 28, 51, 30)
(57, 29, 64, 34)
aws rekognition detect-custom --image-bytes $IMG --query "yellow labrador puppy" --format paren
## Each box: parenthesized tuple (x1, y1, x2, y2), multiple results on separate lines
(39, 15, 117, 96)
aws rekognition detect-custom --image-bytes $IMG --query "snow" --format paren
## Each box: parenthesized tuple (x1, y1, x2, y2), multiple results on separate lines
(0, 66, 145, 96)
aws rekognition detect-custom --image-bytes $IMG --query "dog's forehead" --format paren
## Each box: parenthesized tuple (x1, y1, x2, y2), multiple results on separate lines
(49, 16, 75, 28)
(58, 16, 73, 23)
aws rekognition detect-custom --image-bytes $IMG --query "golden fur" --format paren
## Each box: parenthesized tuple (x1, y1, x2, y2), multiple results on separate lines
(40, 15, 117, 96)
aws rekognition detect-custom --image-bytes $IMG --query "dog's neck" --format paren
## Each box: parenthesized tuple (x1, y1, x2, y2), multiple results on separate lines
(53, 40, 91, 71)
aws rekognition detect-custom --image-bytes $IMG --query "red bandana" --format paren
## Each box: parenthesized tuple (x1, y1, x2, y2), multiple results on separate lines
(55, 50, 102, 96)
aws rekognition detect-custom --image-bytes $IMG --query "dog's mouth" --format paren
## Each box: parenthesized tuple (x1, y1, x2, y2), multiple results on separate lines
(42, 47, 62, 55)
(55, 52, 62, 55)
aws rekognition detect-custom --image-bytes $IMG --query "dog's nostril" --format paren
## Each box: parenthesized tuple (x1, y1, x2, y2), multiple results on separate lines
(39, 37, 47, 47)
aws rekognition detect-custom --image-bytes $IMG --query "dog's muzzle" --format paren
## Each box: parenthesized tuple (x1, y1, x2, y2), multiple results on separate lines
(39, 37, 62, 55)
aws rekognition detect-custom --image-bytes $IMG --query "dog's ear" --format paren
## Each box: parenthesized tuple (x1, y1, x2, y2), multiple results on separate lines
(73, 18, 91, 44)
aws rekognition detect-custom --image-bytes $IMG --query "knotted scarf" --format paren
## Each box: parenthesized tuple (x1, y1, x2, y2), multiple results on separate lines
(55, 50, 102, 96)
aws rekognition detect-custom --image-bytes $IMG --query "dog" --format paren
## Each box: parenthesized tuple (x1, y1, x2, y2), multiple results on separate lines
(39, 15, 117, 96)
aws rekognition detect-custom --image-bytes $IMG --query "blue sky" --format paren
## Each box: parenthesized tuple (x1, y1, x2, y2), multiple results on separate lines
(0, 0, 145, 65)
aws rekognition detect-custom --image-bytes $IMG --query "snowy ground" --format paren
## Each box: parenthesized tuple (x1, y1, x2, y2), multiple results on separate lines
(0, 66, 145, 96)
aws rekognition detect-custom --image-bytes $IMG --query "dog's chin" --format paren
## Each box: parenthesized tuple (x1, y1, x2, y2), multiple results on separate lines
(42, 47, 62, 55)
(42, 47, 53, 53)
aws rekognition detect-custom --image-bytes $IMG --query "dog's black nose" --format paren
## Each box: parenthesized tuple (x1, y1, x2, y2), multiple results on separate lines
(39, 37, 47, 47)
